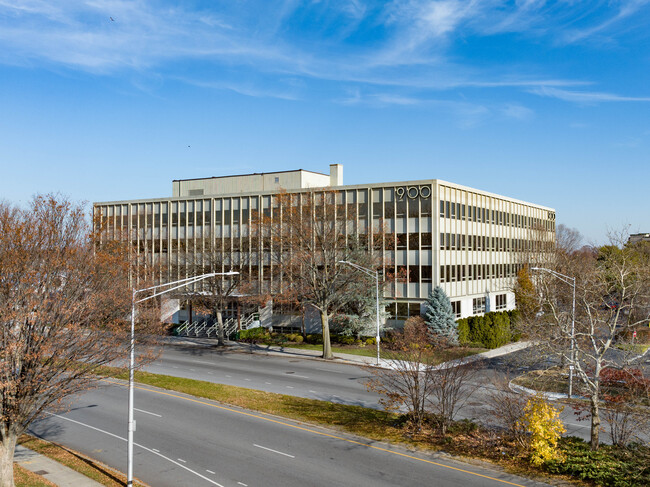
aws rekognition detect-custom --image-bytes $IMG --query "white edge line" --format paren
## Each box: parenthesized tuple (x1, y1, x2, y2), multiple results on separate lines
(134, 408, 162, 417)
(44, 413, 224, 487)
(253, 443, 295, 458)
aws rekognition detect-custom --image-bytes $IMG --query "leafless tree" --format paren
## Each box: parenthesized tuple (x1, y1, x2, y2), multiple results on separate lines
(366, 317, 435, 429)
(0, 195, 159, 487)
(254, 190, 385, 359)
(427, 359, 480, 435)
(485, 377, 529, 448)
(530, 230, 650, 449)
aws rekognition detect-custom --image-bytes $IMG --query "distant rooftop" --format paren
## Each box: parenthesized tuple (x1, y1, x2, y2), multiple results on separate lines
(172, 164, 343, 198)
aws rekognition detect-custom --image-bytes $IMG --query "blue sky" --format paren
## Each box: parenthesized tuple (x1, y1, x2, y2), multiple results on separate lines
(1, 1, 649, 245)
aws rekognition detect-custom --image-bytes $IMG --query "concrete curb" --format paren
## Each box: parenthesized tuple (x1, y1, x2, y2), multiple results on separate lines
(165, 336, 537, 370)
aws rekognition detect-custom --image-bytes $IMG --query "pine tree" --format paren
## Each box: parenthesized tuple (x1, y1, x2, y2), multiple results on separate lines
(423, 286, 459, 345)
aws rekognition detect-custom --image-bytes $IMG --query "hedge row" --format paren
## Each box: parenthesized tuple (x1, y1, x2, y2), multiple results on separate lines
(456, 310, 520, 349)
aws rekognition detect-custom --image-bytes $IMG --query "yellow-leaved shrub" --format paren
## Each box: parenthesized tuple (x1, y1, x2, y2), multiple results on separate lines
(518, 394, 566, 466)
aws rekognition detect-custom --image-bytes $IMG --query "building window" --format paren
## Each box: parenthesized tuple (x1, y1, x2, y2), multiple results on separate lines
(495, 294, 507, 310)
(473, 297, 486, 314)
(451, 301, 461, 319)
(422, 265, 432, 283)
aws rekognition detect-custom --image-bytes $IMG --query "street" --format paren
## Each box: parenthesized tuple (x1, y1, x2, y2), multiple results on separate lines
(30, 378, 551, 487)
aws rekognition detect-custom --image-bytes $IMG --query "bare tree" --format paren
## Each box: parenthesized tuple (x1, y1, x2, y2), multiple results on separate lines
(0, 196, 158, 487)
(427, 359, 480, 435)
(366, 317, 435, 430)
(530, 231, 650, 450)
(255, 190, 384, 359)
(485, 377, 529, 448)
(184, 241, 254, 346)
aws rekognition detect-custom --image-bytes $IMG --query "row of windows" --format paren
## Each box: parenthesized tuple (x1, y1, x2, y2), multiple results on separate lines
(440, 200, 554, 231)
(440, 233, 554, 253)
(440, 263, 526, 283)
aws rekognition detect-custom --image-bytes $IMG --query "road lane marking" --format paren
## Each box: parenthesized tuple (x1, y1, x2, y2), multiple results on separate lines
(253, 444, 295, 458)
(244, 378, 251, 381)
(226, 375, 232, 378)
(206, 470, 216, 474)
(192, 360, 216, 365)
(294, 375, 310, 379)
(101, 379, 527, 487)
(286, 386, 294, 389)
(237, 482, 248, 486)
(265, 382, 272, 385)
(134, 408, 162, 417)
(309, 390, 318, 393)
(44, 412, 225, 487)
(178, 458, 187, 463)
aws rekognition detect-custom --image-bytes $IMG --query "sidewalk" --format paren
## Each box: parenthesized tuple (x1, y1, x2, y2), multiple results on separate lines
(165, 335, 534, 368)
(14, 445, 103, 487)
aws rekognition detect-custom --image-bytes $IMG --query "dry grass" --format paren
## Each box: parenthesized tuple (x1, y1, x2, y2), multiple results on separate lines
(18, 435, 148, 487)
(14, 464, 57, 487)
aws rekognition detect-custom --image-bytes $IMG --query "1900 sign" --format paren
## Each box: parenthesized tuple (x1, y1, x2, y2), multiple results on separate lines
(395, 185, 431, 200)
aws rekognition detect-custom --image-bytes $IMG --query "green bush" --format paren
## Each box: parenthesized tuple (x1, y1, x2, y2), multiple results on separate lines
(545, 437, 650, 487)
(454, 311, 513, 349)
(293, 335, 304, 344)
(305, 334, 323, 344)
(239, 327, 270, 342)
(456, 318, 470, 345)
(365, 337, 376, 346)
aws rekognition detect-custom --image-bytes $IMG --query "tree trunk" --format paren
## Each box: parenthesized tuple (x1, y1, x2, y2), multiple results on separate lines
(0, 434, 17, 487)
(590, 393, 601, 450)
(216, 309, 225, 347)
(320, 310, 333, 360)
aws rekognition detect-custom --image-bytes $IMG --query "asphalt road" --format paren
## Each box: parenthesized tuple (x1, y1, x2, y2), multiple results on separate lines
(30, 379, 551, 487)
(141, 344, 595, 441)
(144, 344, 382, 408)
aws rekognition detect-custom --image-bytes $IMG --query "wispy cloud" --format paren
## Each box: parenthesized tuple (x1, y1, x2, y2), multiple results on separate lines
(531, 87, 650, 103)
(1, 0, 649, 107)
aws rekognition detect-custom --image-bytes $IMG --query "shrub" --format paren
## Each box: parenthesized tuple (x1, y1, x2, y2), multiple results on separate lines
(239, 327, 270, 342)
(456, 318, 470, 345)
(365, 337, 376, 346)
(456, 311, 513, 349)
(546, 438, 650, 487)
(293, 335, 304, 344)
(305, 334, 323, 345)
(518, 394, 565, 466)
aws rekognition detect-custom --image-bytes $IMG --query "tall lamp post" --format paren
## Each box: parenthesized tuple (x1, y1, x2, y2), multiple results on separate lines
(338, 260, 381, 366)
(531, 267, 576, 398)
(127, 270, 238, 486)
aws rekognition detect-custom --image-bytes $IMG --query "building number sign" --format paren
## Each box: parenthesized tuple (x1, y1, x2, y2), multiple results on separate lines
(396, 185, 431, 200)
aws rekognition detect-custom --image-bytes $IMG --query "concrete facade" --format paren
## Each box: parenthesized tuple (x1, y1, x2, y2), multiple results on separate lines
(94, 164, 555, 325)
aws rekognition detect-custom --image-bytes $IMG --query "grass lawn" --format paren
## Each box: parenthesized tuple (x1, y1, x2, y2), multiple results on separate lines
(14, 464, 57, 487)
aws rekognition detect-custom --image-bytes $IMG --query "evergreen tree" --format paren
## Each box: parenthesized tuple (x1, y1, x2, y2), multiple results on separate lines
(423, 286, 459, 345)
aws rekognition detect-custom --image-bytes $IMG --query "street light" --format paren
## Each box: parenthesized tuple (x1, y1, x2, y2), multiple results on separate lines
(127, 270, 238, 486)
(531, 267, 576, 398)
(338, 261, 381, 366)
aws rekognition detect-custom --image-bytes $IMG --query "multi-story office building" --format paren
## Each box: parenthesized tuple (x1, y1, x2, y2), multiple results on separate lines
(94, 164, 555, 325)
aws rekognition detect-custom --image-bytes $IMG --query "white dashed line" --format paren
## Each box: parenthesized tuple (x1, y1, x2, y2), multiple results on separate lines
(294, 375, 309, 379)
(226, 375, 232, 378)
(253, 444, 295, 458)
(238, 482, 248, 486)
(206, 470, 216, 475)
(152, 448, 160, 453)
(309, 390, 317, 393)
(178, 458, 187, 463)
(134, 408, 162, 418)
(244, 378, 251, 381)
(286, 386, 294, 389)
(265, 382, 272, 385)
(45, 413, 224, 486)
